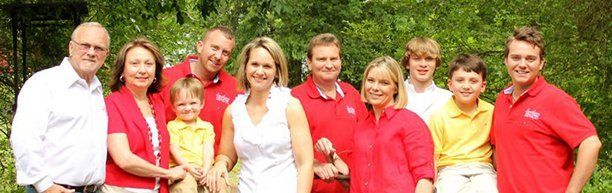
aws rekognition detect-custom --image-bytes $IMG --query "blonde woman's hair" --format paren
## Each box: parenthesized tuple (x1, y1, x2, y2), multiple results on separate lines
(360, 56, 407, 109)
(235, 37, 289, 92)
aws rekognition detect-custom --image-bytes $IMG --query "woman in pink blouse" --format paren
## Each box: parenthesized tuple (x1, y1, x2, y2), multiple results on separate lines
(351, 56, 435, 193)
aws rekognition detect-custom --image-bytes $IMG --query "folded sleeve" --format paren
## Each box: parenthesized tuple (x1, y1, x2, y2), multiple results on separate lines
(402, 115, 435, 181)
(548, 94, 597, 148)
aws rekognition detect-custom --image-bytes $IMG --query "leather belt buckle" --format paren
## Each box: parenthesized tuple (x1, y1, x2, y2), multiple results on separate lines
(82, 184, 100, 193)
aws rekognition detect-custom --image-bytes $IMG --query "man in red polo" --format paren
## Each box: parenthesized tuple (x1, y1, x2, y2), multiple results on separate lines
(161, 26, 238, 152)
(291, 33, 367, 193)
(491, 26, 601, 193)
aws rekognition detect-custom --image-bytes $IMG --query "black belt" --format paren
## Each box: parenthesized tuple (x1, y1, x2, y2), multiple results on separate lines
(57, 184, 101, 193)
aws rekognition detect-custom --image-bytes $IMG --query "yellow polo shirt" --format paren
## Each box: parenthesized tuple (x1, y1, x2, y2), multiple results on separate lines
(168, 118, 215, 167)
(428, 98, 494, 169)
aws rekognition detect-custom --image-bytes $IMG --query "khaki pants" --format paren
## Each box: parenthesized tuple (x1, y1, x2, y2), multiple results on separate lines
(436, 162, 498, 193)
(170, 173, 210, 193)
(168, 173, 237, 193)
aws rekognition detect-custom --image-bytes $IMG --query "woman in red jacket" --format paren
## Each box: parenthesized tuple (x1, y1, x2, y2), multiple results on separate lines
(103, 38, 186, 193)
(351, 56, 435, 193)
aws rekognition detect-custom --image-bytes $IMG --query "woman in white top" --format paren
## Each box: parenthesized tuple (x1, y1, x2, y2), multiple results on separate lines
(205, 37, 313, 193)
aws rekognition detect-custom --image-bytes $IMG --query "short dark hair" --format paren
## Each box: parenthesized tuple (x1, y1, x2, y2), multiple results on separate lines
(504, 26, 545, 60)
(203, 25, 235, 41)
(448, 54, 487, 80)
(307, 33, 341, 60)
(110, 38, 165, 93)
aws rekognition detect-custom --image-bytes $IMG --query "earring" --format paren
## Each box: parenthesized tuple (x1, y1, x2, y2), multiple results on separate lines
(120, 75, 125, 82)
(153, 77, 157, 83)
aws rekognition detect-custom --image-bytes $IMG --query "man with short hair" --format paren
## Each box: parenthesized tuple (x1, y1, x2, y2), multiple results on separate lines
(11, 22, 110, 193)
(491, 26, 601, 193)
(161, 26, 238, 152)
(291, 33, 368, 193)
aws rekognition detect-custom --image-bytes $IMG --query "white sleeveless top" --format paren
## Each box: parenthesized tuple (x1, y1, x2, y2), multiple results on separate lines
(231, 86, 297, 193)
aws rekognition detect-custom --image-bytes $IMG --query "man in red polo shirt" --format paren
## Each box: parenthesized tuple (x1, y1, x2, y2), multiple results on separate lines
(491, 26, 601, 193)
(291, 33, 368, 193)
(161, 26, 238, 152)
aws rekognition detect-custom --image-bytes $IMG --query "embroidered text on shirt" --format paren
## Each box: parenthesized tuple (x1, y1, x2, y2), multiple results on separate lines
(216, 93, 230, 104)
(524, 108, 541, 120)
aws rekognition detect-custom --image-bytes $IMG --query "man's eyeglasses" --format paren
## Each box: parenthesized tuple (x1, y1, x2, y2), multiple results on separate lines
(71, 40, 108, 54)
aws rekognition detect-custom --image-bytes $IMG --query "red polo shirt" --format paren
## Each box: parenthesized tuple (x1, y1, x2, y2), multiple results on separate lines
(291, 76, 367, 193)
(161, 55, 238, 152)
(491, 76, 597, 193)
(351, 107, 435, 193)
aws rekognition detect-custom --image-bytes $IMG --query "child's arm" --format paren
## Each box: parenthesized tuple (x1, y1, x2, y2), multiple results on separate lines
(201, 140, 214, 175)
(171, 143, 201, 179)
(170, 143, 188, 166)
(168, 122, 190, 167)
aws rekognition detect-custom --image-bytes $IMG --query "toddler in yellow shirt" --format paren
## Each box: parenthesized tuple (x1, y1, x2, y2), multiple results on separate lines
(428, 54, 498, 193)
(168, 77, 215, 193)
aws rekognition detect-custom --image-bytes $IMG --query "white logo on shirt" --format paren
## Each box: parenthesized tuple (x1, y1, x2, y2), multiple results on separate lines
(524, 108, 541, 120)
(346, 106, 356, 116)
(216, 93, 230, 104)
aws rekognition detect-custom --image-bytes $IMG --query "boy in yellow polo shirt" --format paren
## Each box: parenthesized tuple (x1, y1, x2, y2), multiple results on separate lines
(428, 54, 497, 193)
(168, 77, 215, 193)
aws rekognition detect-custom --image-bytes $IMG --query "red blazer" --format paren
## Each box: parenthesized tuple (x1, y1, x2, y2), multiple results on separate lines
(105, 86, 170, 193)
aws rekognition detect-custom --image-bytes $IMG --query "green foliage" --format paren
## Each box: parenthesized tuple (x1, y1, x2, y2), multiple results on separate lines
(0, 0, 609, 191)
(0, 118, 20, 192)
(584, 166, 612, 193)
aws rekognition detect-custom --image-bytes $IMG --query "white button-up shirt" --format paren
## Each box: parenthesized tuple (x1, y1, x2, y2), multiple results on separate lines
(10, 57, 108, 192)
(405, 78, 452, 123)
